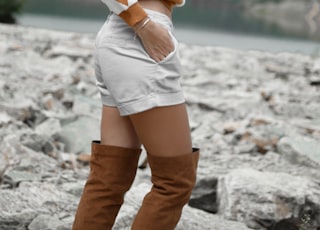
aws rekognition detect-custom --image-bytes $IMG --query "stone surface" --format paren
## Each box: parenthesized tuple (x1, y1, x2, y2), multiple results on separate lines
(189, 177, 218, 213)
(218, 168, 320, 229)
(35, 118, 61, 137)
(28, 214, 63, 230)
(3, 170, 42, 187)
(278, 135, 320, 167)
(57, 116, 100, 154)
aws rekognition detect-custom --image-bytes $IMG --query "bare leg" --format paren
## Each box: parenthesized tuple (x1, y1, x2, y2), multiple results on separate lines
(73, 105, 142, 230)
(101, 105, 141, 149)
(129, 103, 192, 157)
(129, 103, 198, 230)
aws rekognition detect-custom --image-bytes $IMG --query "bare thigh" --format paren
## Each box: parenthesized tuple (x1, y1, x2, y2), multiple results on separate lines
(100, 105, 141, 149)
(129, 103, 192, 157)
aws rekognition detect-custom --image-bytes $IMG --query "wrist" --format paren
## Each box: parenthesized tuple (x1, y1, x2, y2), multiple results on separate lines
(133, 16, 151, 33)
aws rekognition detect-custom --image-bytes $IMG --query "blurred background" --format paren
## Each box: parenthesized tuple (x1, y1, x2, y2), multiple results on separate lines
(1, 0, 320, 56)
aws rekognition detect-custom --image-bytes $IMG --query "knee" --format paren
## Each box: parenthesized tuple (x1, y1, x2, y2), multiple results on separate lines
(100, 136, 141, 149)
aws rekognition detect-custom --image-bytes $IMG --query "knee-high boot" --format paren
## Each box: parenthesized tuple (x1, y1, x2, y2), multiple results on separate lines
(72, 141, 141, 230)
(131, 148, 199, 230)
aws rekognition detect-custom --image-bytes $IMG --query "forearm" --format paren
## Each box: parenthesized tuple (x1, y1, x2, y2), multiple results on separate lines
(101, 0, 148, 26)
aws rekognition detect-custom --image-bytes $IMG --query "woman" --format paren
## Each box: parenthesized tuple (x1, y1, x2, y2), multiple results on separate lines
(72, 0, 199, 229)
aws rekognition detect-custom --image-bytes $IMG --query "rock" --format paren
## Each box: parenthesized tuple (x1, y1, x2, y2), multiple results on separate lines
(77, 153, 91, 163)
(0, 182, 78, 220)
(28, 214, 63, 230)
(56, 116, 100, 154)
(42, 85, 66, 100)
(218, 168, 320, 229)
(20, 131, 53, 153)
(0, 210, 38, 230)
(60, 182, 85, 197)
(3, 169, 42, 187)
(0, 99, 37, 122)
(309, 75, 320, 86)
(278, 136, 320, 167)
(223, 121, 242, 134)
(46, 45, 92, 61)
(0, 134, 59, 177)
(189, 177, 218, 213)
(177, 207, 252, 230)
(234, 141, 257, 154)
(35, 118, 61, 137)
(0, 112, 12, 126)
(291, 118, 320, 133)
(41, 94, 58, 110)
(72, 95, 101, 117)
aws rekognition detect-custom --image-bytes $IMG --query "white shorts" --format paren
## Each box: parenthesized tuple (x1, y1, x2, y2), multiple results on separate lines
(93, 9, 185, 116)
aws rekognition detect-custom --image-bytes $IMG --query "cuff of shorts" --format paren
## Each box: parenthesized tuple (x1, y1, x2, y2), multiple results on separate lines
(101, 94, 117, 107)
(119, 3, 148, 27)
(118, 91, 185, 116)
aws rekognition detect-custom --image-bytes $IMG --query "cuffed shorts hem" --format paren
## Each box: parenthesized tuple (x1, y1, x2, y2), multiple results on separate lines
(101, 91, 185, 116)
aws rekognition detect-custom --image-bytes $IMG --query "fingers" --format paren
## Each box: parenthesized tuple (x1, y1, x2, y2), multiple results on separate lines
(136, 20, 175, 62)
(148, 43, 174, 62)
(145, 34, 174, 62)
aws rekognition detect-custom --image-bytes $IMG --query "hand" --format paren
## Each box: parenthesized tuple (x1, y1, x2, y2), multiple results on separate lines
(135, 20, 174, 63)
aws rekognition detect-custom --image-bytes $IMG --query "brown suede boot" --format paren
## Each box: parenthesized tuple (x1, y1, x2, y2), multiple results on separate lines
(72, 141, 141, 230)
(131, 148, 199, 230)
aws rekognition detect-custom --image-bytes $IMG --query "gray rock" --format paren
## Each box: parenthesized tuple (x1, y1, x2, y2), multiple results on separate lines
(278, 136, 320, 167)
(60, 182, 85, 197)
(234, 141, 257, 154)
(28, 214, 63, 230)
(189, 177, 218, 213)
(20, 131, 53, 153)
(35, 118, 61, 137)
(290, 118, 320, 133)
(46, 45, 92, 61)
(177, 207, 251, 230)
(309, 75, 320, 86)
(72, 95, 101, 117)
(218, 168, 320, 229)
(0, 182, 77, 221)
(0, 99, 36, 121)
(3, 169, 42, 187)
(0, 134, 58, 175)
(56, 115, 100, 154)
(0, 210, 38, 230)
(0, 112, 12, 125)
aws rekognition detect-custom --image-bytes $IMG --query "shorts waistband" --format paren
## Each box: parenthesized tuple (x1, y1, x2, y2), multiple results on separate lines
(108, 8, 173, 30)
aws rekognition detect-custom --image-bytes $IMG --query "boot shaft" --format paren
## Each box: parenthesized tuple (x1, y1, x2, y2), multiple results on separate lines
(132, 148, 200, 230)
(72, 141, 141, 230)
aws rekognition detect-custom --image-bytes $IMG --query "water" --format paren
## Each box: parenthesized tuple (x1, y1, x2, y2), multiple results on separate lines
(16, 0, 320, 56)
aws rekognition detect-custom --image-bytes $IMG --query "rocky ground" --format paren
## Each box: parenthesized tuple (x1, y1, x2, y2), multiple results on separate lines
(0, 23, 320, 230)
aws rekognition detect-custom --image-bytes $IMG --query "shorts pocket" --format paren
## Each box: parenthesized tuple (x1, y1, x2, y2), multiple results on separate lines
(142, 30, 179, 65)
(157, 30, 178, 64)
